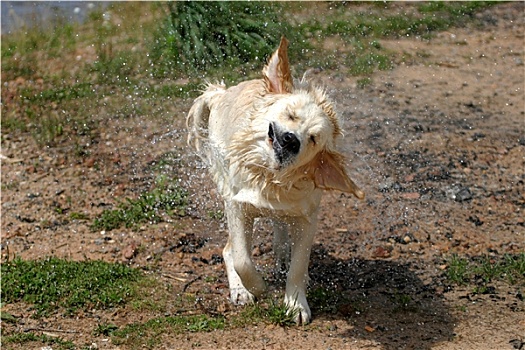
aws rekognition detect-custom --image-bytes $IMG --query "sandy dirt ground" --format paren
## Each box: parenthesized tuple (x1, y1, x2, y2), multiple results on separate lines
(1, 3, 524, 349)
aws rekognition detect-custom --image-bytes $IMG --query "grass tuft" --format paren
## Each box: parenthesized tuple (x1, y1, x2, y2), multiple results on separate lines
(445, 253, 525, 286)
(2, 332, 75, 350)
(445, 254, 470, 285)
(265, 300, 298, 327)
(111, 314, 225, 348)
(1, 257, 142, 316)
(91, 183, 188, 232)
(94, 322, 120, 336)
(235, 297, 298, 327)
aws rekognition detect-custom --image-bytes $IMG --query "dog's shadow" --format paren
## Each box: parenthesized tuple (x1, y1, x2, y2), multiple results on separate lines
(305, 244, 456, 350)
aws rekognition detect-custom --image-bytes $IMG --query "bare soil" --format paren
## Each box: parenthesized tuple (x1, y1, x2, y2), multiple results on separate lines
(1, 3, 524, 350)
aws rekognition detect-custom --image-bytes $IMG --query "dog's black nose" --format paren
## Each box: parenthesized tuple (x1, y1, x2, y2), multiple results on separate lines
(281, 132, 300, 154)
(269, 122, 301, 166)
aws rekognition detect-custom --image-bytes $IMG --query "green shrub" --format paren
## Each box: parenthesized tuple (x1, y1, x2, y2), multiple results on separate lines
(151, 1, 291, 76)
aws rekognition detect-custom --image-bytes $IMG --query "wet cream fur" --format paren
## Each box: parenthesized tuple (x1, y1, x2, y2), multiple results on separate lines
(187, 37, 363, 324)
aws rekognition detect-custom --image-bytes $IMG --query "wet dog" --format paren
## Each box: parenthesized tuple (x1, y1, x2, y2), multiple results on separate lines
(187, 37, 364, 324)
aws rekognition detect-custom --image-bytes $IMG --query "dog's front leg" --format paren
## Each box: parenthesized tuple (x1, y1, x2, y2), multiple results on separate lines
(284, 216, 317, 325)
(223, 201, 266, 305)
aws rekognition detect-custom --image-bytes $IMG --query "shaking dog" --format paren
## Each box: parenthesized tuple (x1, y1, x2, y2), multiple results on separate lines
(187, 37, 364, 324)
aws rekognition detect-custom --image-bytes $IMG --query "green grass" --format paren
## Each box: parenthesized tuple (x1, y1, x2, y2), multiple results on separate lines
(1, 257, 142, 317)
(91, 183, 188, 232)
(111, 314, 225, 348)
(296, 1, 496, 76)
(445, 253, 525, 287)
(94, 322, 120, 336)
(391, 291, 416, 312)
(317, 1, 496, 39)
(1, 21, 77, 60)
(110, 297, 297, 349)
(69, 212, 90, 221)
(1, 332, 75, 350)
(265, 301, 298, 327)
(446, 254, 470, 284)
(236, 298, 298, 327)
(207, 209, 224, 220)
(144, 81, 203, 99)
(357, 77, 373, 89)
(22, 82, 96, 103)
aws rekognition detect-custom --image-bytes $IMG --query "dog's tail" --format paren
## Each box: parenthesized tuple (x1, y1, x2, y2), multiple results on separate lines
(186, 82, 226, 151)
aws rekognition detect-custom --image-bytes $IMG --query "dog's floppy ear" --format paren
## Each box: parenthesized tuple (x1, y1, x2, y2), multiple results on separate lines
(312, 150, 365, 199)
(263, 36, 293, 94)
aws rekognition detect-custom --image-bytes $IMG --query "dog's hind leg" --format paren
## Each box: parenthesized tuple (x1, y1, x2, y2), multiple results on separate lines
(272, 219, 290, 274)
(223, 201, 266, 304)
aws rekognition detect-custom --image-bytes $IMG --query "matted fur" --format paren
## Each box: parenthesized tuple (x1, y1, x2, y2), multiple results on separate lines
(187, 37, 364, 324)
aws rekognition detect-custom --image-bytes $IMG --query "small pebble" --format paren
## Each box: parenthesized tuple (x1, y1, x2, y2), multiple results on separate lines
(401, 192, 420, 200)
(364, 325, 376, 333)
(455, 188, 472, 202)
(373, 246, 390, 258)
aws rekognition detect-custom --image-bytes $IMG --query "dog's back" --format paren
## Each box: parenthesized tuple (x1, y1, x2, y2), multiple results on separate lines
(187, 79, 269, 199)
(186, 82, 225, 153)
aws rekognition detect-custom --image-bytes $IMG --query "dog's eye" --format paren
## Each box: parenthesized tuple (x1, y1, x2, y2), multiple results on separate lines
(309, 135, 317, 145)
(288, 113, 295, 121)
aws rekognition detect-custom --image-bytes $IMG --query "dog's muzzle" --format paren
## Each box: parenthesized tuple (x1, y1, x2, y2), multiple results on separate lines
(268, 122, 300, 166)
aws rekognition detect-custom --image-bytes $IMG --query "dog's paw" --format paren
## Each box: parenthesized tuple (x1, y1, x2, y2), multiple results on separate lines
(285, 294, 311, 325)
(230, 287, 256, 305)
(290, 305, 311, 325)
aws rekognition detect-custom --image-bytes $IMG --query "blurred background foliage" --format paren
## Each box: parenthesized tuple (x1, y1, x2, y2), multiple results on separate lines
(151, 1, 293, 76)
(2, 1, 498, 82)
(1, 1, 499, 145)
(147, 1, 496, 79)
